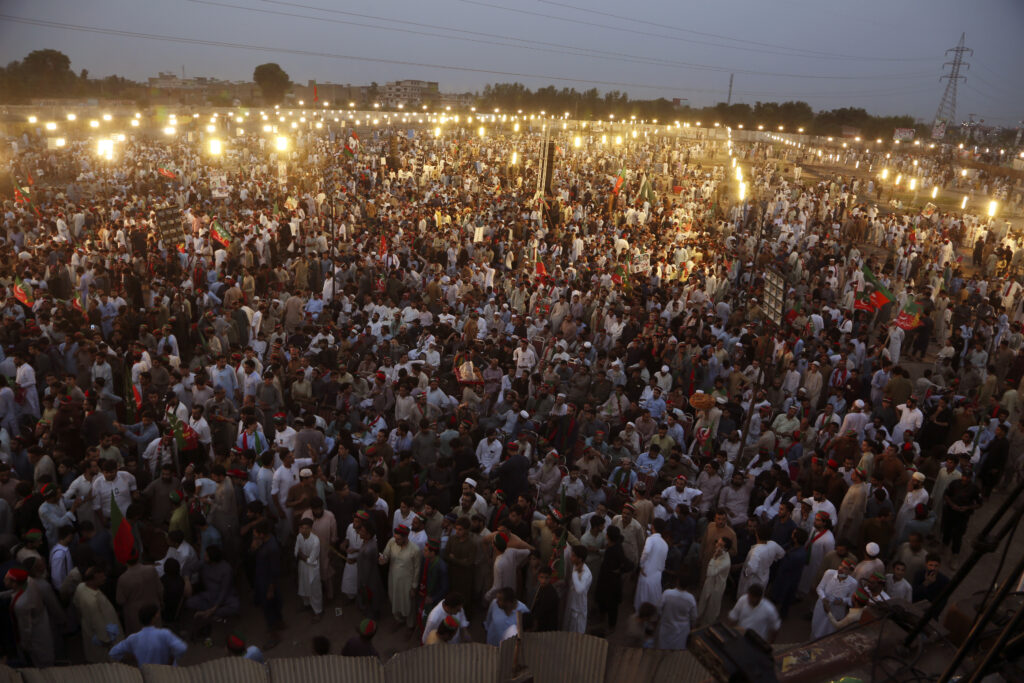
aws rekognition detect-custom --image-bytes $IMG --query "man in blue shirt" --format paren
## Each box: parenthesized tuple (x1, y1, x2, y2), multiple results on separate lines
(109, 604, 187, 665)
(483, 587, 529, 646)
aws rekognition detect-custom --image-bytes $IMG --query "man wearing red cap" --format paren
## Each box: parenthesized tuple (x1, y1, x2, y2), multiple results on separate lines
(5, 566, 54, 666)
(799, 511, 836, 597)
(341, 618, 380, 658)
(379, 524, 422, 629)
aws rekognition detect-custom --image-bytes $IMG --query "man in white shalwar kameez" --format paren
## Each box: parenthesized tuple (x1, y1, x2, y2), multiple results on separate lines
(294, 517, 323, 617)
(799, 512, 836, 596)
(634, 519, 669, 611)
(657, 579, 698, 650)
(563, 545, 593, 633)
(811, 559, 858, 639)
(340, 520, 363, 600)
(737, 526, 785, 597)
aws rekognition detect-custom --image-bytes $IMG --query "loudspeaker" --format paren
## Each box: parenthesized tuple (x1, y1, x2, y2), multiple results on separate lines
(540, 140, 555, 195)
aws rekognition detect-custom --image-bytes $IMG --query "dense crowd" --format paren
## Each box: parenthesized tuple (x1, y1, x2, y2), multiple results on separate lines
(0, 117, 1021, 666)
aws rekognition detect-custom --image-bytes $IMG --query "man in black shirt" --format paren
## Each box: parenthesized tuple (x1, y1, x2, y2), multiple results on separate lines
(941, 463, 983, 560)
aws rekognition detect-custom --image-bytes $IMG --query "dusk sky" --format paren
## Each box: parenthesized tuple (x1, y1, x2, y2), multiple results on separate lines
(1, 0, 1021, 124)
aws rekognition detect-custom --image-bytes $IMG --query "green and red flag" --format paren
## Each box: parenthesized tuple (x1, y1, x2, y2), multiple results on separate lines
(110, 493, 135, 564)
(612, 169, 626, 196)
(210, 221, 231, 248)
(72, 291, 87, 312)
(611, 264, 629, 286)
(862, 266, 894, 310)
(894, 301, 923, 330)
(854, 290, 876, 312)
(158, 167, 177, 180)
(166, 409, 198, 451)
(124, 371, 141, 424)
(12, 276, 33, 307)
(535, 261, 548, 278)
(343, 144, 356, 159)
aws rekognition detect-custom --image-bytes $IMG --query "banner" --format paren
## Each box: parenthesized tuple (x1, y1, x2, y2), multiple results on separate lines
(931, 121, 947, 140)
(893, 128, 916, 142)
(629, 253, 651, 274)
(210, 172, 229, 199)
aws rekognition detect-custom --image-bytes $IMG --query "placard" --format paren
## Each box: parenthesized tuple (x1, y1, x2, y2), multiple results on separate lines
(154, 206, 184, 246)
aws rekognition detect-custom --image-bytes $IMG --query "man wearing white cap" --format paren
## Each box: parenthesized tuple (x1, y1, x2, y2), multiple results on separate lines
(894, 472, 929, 541)
(839, 400, 871, 440)
(853, 542, 885, 580)
(653, 365, 674, 393)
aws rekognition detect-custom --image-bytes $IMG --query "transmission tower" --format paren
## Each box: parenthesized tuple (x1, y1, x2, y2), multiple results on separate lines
(933, 33, 971, 138)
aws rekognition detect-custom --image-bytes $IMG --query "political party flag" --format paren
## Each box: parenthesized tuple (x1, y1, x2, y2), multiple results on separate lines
(110, 493, 135, 564)
(343, 144, 355, 159)
(12, 276, 33, 307)
(166, 409, 198, 451)
(611, 264, 629, 286)
(380, 233, 387, 255)
(158, 167, 177, 180)
(72, 291, 86, 312)
(894, 302, 923, 330)
(854, 290, 876, 312)
(632, 174, 656, 205)
(535, 261, 548, 278)
(612, 169, 626, 196)
(862, 266, 894, 309)
(26, 171, 33, 186)
(210, 221, 231, 248)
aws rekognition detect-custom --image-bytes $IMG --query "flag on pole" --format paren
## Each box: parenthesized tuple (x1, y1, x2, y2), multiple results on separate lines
(166, 409, 198, 451)
(12, 276, 33, 307)
(894, 302, 923, 330)
(110, 493, 135, 564)
(124, 371, 141, 424)
(612, 169, 626, 196)
(535, 261, 548, 278)
(26, 172, 33, 186)
(158, 167, 177, 180)
(343, 144, 356, 159)
(380, 233, 387, 255)
(854, 290, 876, 312)
(210, 221, 231, 248)
(611, 264, 629, 286)
(861, 266, 895, 309)
(634, 174, 656, 205)
(72, 291, 86, 312)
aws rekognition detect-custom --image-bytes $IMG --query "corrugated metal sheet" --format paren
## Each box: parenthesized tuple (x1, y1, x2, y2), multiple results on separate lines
(20, 663, 143, 683)
(268, 655, 384, 683)
(0, 666, 21, 683)
(603, 646, 709, 683)
(142, 658, 270, 683)
(383, 643, 499, 683)
(518, 633, 607, 683)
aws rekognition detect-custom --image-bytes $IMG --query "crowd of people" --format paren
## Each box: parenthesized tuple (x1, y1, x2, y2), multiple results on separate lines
(0, 114, 1022, 668)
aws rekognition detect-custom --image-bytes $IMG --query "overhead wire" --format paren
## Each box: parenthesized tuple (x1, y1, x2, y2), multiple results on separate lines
(188, 0, 898, 80)
(535, 0, 938, 62)
(0, 13, 721, 93)
(454, 0, 937, 80)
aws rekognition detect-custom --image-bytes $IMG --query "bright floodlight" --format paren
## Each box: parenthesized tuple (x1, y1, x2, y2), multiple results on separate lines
(209, 139, 223, 155)
(164, 126, 176, 135)
(45, 122, 57, 131)
(275, 136, 288, 151)
(988, 201, 998, 217)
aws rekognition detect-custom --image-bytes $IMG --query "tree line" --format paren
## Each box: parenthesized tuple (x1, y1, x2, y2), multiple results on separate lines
(1, 49, 920, 138)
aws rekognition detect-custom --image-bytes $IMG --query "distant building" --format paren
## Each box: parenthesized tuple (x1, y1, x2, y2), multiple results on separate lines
(292, 81, 368, 107)
(382, 80, 439, 108)
(439, 92, 476, 110)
